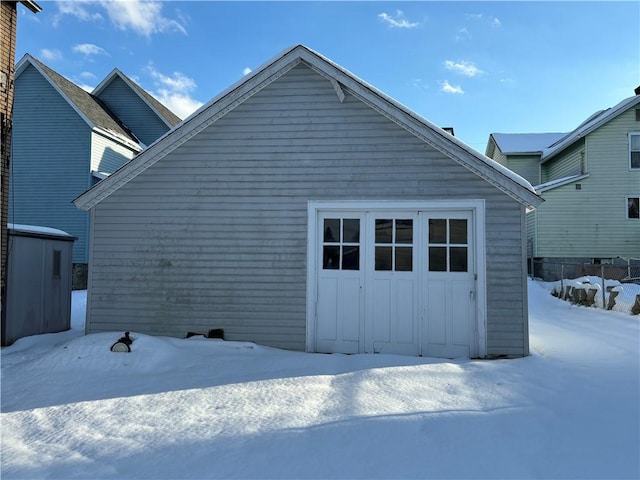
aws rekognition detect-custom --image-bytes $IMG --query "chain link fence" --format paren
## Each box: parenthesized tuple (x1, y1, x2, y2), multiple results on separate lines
(531, 258, 640, 315)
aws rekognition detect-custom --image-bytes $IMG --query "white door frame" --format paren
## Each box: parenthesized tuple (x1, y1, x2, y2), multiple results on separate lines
(306, 200, 487, 358)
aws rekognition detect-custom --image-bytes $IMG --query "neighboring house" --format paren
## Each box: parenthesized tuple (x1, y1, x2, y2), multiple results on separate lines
(9, 55, 180, 287)
(74, 45, 542, 359)
(487, 91, 640, 270)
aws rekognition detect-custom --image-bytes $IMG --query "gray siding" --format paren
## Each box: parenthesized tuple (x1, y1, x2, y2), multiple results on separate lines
(87, 64, 528, 356)
(96, 76, 171, 146)
(10, 64, 92, 263)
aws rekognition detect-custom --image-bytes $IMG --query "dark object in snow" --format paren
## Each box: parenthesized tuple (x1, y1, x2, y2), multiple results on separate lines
(184, 328, 225, 339)
(207, 328, 224, 339)
(110, 332, 133, 353)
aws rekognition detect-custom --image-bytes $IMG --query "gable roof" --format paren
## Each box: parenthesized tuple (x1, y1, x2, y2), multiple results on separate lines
(489, 132, 566, 155)
(74, 45, 543, 211)
(541, 95, 640, 161)
(15, 54, 140, 149)
(92, 69, 182, 127)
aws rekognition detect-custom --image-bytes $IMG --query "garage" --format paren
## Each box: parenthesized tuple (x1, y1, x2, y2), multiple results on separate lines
(75, 45, 540, 359)
(307, 200, 487, 358)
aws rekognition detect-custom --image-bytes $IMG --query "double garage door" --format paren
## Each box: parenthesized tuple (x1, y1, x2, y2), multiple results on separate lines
(307, 202, 485, 359)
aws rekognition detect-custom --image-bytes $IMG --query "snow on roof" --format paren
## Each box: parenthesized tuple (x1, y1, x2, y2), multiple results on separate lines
(491, 133, 566, 154)
(8, 223, 74, 238)
(542, 95, 640, 160)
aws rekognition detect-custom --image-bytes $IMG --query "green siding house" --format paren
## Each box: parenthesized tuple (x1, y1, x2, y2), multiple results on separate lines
(9, 55, 180, 287)
(486, 91, 640, 270)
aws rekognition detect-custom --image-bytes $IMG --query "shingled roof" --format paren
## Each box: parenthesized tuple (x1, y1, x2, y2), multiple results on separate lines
(19, 55, 140, 146)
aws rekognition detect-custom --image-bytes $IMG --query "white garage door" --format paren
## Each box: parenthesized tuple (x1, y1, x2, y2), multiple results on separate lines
(308, 202, 485, 358)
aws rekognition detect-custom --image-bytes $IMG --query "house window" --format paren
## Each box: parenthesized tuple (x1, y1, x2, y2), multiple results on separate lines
(630, 133, 640, 169)
(374, 219, 413, 272)
(323, 218, 360, 270)
(628, 197, 640, 219)
(428, 218, 468, 272)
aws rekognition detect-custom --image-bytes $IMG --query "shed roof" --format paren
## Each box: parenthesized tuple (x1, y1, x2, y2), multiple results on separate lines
(92, 69, 182, 127)
(74, 45, 543, 211)
(15, 55, 140, 148)
(8, 223, 75, 241)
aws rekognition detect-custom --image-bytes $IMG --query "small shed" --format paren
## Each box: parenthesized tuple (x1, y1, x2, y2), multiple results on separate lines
(1, 224, 75, 345)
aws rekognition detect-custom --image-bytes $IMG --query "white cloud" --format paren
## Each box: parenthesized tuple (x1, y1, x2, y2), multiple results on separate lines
(146, 63, 203, 119)
(441, 81, 464, 95)
(73, 43, 108, 56)
(147, 65, 196, 92)
(54, 0, 186, 37)
(53, 1, 103, 25)
(444, 60, 484, 77)
(78, 84, 95, 93)
(100, 0, 186, 36)
(243, 67, 252, 76)
(411, 78, 429, 91)
(40, 48, 62, 62)
(79, 71, 97, 80)
(455, 27, 471, 41)
(153, 91, 203, 120)
(464, 13, 502, 27)
(378, 10, 419, 29)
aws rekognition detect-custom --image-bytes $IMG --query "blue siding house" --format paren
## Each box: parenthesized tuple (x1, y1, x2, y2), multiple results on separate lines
(9, 55, 180, 287)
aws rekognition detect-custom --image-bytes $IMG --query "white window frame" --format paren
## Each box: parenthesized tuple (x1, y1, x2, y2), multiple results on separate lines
(629, 132, 640, 170)
(627, 196, 640, 220)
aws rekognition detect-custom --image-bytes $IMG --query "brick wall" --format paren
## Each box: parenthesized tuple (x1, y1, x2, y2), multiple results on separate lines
(1, 1, 18, 311)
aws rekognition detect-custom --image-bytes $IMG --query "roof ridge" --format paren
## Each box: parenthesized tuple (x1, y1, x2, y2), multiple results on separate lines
(105, 69, 182, 126)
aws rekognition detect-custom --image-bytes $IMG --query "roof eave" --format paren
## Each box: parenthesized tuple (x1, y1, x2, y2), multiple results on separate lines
(542, 96, 640, 162)
(74, 44, 543, 211)
(19, 1, 42, 13)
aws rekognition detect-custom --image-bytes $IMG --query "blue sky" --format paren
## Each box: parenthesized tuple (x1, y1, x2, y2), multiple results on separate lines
(15, 1, 640, 151)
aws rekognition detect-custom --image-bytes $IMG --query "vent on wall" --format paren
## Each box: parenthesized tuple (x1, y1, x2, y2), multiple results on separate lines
(575, 184, 582, 190)
(636, 109, 640, 121)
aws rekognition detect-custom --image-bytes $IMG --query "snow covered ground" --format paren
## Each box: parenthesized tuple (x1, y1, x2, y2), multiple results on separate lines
(1, 280, 639, 479)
